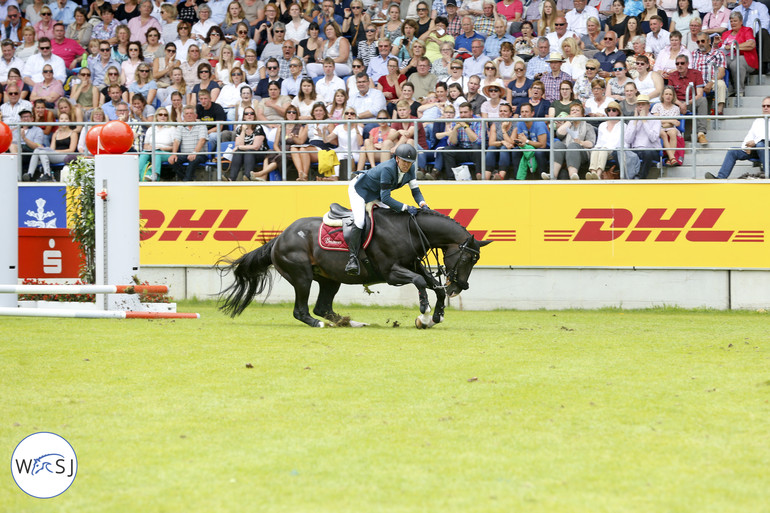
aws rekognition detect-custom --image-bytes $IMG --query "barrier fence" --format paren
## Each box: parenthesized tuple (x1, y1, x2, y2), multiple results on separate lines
(9, 113, 770, 181)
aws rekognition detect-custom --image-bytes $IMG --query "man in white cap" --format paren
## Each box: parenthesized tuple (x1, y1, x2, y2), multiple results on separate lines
(624, 94, 661, 179)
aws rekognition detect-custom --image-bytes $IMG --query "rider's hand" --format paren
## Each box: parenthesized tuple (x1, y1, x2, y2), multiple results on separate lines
(420, 203, 429, 210)
(406, 205, 419, 216)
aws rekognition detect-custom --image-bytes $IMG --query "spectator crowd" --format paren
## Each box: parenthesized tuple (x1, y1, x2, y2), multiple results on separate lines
(1, 0, 768, 181)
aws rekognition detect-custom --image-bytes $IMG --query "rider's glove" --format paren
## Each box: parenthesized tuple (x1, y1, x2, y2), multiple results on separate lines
(420, 204, 430, 210)
(406, 205, 419, 216)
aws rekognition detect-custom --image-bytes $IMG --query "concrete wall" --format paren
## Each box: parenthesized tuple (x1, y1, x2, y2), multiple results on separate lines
(140, 266, 770, 311)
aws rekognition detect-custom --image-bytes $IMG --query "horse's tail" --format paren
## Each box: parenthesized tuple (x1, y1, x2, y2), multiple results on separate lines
(217, 238, 277, 318)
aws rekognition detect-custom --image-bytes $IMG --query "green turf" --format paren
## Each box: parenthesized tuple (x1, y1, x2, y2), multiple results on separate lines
(2, 302, 769, 512)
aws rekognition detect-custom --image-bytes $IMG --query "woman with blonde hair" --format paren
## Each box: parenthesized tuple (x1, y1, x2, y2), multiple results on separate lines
(180, 44, 204, 87)
(215, 45, 240, 85)
(112, 24, 132, 64)
(159, 3, 180, 45)
(480, 60, 504, 93)
(26, 111, 78, 182)
(15, 26, 38, 62)
(561, 37, 587, 81)
(33, 5, 55, 40)
(152, 43, 181, 88)
(220, 1, 247, 42)
(342, 0, 371, 53)
(159, 67, 187, 107)
(328, 88, 348, 120)
(401, 39, 426, 78)
(241, 49, 260, 87)
(56, 98, 84, 133)
(129, 63, 157, 105)
(216, 67, 248, 119)
(652, 85, 682, 166)
(537, 0, 557, 36)
(432, 41, 456, 81)
(138, 107, 175, 181)
(380, 3, 404, 43)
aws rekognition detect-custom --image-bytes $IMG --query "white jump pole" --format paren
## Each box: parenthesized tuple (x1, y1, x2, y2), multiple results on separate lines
(0, 308, 200, 319)
(1, 155, 18, 308)
(0, 284, 169, 294)
(94, 154, 141, 311)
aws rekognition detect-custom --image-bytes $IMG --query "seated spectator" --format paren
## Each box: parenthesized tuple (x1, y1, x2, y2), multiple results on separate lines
(484, 101, 516, 180)
(227, 108, 275, 181)
(483, 17, 514, 59)
(527, 37, 551, 80)
(191, 3, 216, 43)
(587, 101, 641, 179)
(174, 21, 199, 61)
(546, 16, 577, 52)
(632, 54, 663, 103)
(585, 78, 612, 124)
(131, 92, 156, 122)
(23, 37, 66, 86)
(34, 5, 55, 41)
(255, 4, 281, 57)
(168, 91, 184, 122)
(705, 98, 770, 179)
(442, 102, 483, 179)
(619, 16, 641, 50)
(1, 82, 32, 124)
(507, 62, 533, 111)
(102, 84, 129, 120)
(281, 56, 305, 96)
(652, 85, 683, 166)
(56, 98, 84, 134)
(0, 38, 22, 77)
(619, 80, 639, 116)
(101, 66, 130, 104)
(231, 21, 256, 60)
(511, 102, 548, 179)
(606, 60, 632, 101)
(525, 79, 551, 117)
(639, 1, 669, 34)
(548, 80, 577, 117)
(326, 108, 364, 180)
(348, 71, 387, 121)
(292, 77, 318, 119)
(537, 0, 557, 40)
(343, 0, 371, 55)
(445, 59, 468, 93)
(297, 22, 322, 66)
(65, 7, 93, 47)
(158, 67, 188, 107)
(541, 51, 572, 102)
(561, 37, 587, 80)
(512, 22, 536, 63)
(292, 102, 332, 180)
(257, 80, 291, 144)
(70, 67, 102, 120)
(255, 57, 281, 99)
(713, 11, 758, 95)
(594, 30, 626, 76)
(358, 24, 378, 66)
(215, 45, 239, 85)
(667, 53, 708, 144)
(315, 57, 346, 105)
(93, 4, 120, 45)
(624, 94, 661, 178)
(387, 81, 420, 117)
(393, 20, 419, 65)
(216, 67, 246, 119)
(190, 62, 221, 104)
(645, 15, 670, 57)
(546, 102, 596, 179)
(327, 88, 348, 120)
(32, 99, 55, 139)
(5, 68, 30, 102)
(121, 42, 146, 87)
(579, 16, 604, 57)
(201, 26, 226, 61)
(241, 49, 260, 87)
(432, 41, 456, 82)
(447, 82, 468, 116)
(424, 16, 455, 63)
(169, 105, 209, 181)
(421, 104, 457, 180)
(116, 0, 140, 23)
(220, 1, 247, 44)
(362, 109, 395, 166)
(455, 15, 485, 54)
(138, 107, 174, 181)
(410, 56, 438, 100)
(25, 111, 77, 182)
(30, 64, 64, 109)
(391, 99, 429, 170)
(16, 109, 46, 178)
(307, 23, 352, 77)
(573, 57, 600, 101)
(702, 0, 729, 37)
(261, 22, 287, 62)
(463, 39, 491, 77)
(160, 4, 180, 45)
(480, 60, 504, 92)
(128, 62, 157, 105)
(91, 40, 121, 88)
(233, 85, 258, 121)
(285, 3, 311, 45)
(15, 26, 39, 64)
(112, 24, 132, 64)
(377, 57, 405, 105)
(480, 83, 505, 118)
(379, 4, 404, 43)
(653, 30, 690, 77)
(626, 35, 655, 78)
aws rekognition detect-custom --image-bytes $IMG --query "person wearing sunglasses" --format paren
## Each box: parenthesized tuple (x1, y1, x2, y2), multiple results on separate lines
(0, 84, 32, 124)
(585, 101, 641, 180)
(254, 57, 282, 100)
(22, 36, 66, 86)
(3, 5, 27, 45)
(70, 67, 101, 119)
(545, 16, 577, 52)
(706, 96, 770, 179)
(136, 107, 174, 181)
(666, 53, 709, 145)
(594, 30, 627, 77)
(691, 31, 726, 116)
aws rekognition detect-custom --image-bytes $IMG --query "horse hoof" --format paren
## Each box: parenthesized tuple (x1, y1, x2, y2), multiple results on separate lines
(316, 321, 325, 328)
(415, 317, 428, 329)
(415, 313, 434, 329)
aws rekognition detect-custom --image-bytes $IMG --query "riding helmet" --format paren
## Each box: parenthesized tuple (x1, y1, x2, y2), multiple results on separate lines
(394, 143, 417, 163)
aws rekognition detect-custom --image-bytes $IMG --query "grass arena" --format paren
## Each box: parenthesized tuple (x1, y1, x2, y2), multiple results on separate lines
(5, 180, 770, 510)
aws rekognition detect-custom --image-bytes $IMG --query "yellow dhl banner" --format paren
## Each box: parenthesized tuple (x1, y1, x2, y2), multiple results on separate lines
(139, 182, 769, 268)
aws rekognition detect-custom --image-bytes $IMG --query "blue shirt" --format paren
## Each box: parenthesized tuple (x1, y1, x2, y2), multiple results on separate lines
(454, 31, 486, 53)
(49, 0, 78, 25)
(516, 120, 550, 148)
(353, 158, 425, 212)
(484, 33, 516, 58)
(595, 49, 627, 73)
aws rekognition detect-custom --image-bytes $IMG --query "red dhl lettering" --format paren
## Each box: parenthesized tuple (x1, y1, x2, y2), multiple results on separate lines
(139, 208, 517, 243)
(545, 208, 764, 243)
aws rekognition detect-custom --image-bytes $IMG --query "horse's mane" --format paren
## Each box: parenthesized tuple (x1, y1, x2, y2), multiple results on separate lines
(418, 209, 467, 231)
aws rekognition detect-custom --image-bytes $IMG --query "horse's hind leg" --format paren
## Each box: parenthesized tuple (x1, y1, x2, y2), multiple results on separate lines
(313, 277, 342, 323)
(278, 263, 325, 328)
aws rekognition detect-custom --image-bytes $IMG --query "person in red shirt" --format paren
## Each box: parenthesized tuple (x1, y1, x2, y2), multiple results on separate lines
(50, 22, 84, 68)
(666, 54, 709, 144)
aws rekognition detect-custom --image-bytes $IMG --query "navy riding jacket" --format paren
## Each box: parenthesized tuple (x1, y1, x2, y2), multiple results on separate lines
(353, 158, 426, 212)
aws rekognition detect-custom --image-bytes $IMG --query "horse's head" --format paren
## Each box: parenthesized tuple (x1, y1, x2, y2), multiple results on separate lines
(443, 235, 491, 298)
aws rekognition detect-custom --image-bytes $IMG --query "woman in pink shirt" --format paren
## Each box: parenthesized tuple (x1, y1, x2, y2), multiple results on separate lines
(34, 6, 55, 40)
(497, 0, 523, 26)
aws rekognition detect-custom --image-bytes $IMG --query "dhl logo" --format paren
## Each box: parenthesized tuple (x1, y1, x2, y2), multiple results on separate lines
(544, 208, 764, 243)
(139, 208, 517, 242)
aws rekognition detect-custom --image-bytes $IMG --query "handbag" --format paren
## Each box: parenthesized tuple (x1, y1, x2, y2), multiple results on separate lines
(452, 164, 472, 181)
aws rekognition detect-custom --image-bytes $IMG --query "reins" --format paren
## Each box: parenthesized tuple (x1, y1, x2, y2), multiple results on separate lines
(407, 213, 446, 287)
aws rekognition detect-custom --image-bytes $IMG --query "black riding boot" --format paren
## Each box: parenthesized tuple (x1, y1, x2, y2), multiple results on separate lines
(344, 225, 363, 275)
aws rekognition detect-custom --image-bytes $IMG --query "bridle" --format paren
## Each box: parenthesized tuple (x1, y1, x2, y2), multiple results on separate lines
(407, 215, 478, 291)
(443, 236, 480, 291)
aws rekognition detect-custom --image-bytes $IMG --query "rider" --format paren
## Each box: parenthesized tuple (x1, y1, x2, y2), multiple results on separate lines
(345, 143, 430, 275)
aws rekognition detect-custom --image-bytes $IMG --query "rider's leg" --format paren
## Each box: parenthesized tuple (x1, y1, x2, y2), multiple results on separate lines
(345, 180, 367, 275)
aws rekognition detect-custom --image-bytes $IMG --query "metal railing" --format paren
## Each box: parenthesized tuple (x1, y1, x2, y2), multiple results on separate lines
(10, 113, 770, 181)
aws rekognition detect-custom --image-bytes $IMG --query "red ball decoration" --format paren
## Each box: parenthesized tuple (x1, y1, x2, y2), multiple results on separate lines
(99, 120, 134, 154)
(0, 122, 12, 154)
(86, 124, 104, 155)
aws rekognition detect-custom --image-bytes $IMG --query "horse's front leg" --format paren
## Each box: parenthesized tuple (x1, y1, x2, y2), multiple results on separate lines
(385, 263, 434, 329)
(417, 263, 446, 325)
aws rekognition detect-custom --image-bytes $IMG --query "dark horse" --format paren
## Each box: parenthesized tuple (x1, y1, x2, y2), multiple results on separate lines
(218, 207, 491, 328)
